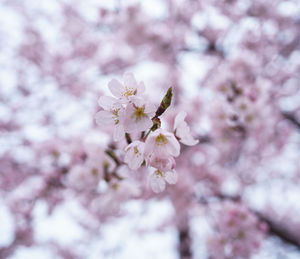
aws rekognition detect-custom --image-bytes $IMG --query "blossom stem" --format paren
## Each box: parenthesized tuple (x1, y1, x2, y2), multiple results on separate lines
(105, 150, 121, 166)
(125, 133, 132, 144)
(143, 117, 161, 140)
(144, 128, 153, 140)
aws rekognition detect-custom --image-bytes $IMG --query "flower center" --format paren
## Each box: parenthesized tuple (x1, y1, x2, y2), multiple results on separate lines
(237, 230, 245, 239)
(134, 146, 139, 154)
(245, 114, 254, 123)
(133, 106, 146, 121)
(91, 168, 98, 176)
(112, 183, 119, 190)
(122, 87, 136, 98)
(155, 134, 168, 145)
(239, 103, 247, 110)
(155, 170, 164, 177)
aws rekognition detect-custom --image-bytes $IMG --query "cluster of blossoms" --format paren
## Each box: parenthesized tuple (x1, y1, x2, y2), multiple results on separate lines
(208, 201, 267, 259)
(95, 73, 198, 193)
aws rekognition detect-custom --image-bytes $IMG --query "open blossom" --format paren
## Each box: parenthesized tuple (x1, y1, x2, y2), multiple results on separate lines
(145, 128, 180, 158)
(123, 96, 156, 133)
(149, 169, 178, 193)
(124, 141, 145, 170)
(148, 155, 175, 172)
(95, 99, 125, 141)
(108, 72, 145, 103)
(174, 111, 198, 146)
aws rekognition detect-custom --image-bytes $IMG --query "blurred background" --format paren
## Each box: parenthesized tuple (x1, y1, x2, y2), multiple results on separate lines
(1, 0, 300, 258)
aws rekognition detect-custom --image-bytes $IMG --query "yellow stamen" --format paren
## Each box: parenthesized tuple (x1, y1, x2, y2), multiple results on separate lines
(155, 134, 168, 145)
(132, 106, 146, 121)
(245, 114, 254, 123)
(91, 168, 98, 176)
(155, 170, 163, 177)
(134, 146, 139, 154)
(112, 183, 119, 190)
(240, 103, 247, 110)
(122, 87, 136, 98)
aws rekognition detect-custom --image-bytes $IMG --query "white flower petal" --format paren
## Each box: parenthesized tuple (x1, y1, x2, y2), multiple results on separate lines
(166, 134, 180, 157)
(181, 135, 199, 146)
(123, 72, 138, 88)
(135, 117, 152, 132)
(144, 136, 156, 158)
(129, 156, 144, 170)
(114, 124, 124, 141)
(150, 174, 166, 193)
(145, 103, 156, 117)
(98, 96, 118, 110)
(131, 96, 145, 107)
(174, 111, 187, 130)
(149, 155, 175, 172)
(174, 111, 198, 146)
(108, 79, 124, 98)
(123, 102, 152, 133)
(137, 81, 146, 95)
(124, 141, 145, 170)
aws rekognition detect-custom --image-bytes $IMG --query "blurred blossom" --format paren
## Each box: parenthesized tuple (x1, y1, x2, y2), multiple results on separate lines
(1, 0, 300, 258)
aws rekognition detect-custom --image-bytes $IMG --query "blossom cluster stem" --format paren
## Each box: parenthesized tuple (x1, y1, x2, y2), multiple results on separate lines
(105, 150, 121, 166)
(125, 133, 132, 144)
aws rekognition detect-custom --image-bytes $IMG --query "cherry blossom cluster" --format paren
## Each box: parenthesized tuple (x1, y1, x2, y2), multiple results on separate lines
(95, 73, 198, 193)
(208, 201, 267, 259)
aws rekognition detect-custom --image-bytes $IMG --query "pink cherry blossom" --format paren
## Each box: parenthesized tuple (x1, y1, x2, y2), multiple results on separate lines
(174, 111, 199, 146)
(108, 72, 145, 103)
(124, 140, 145, 170)
(148, 169, 178, 193)
(148, 155, 176, 172)
(95, 108, 125, 141)
(145, 128, 180, 158)
(123, 96, 156, 133)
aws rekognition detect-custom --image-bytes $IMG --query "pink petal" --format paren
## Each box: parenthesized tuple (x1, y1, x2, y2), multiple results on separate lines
(181, 135, 199, 146)
(166, 134, 180, 157)
(136, 117, 152, 132)
(144, 135, 156, 157)
(145, 103, 156, 117)
(114, 124, 124, 141)
(150, 174, 166, 193)
(174, 111, 187, 130)
(98, 96, 118, 110)
(108, 79, 124, 98)
(124, 141, 145, 170)
(137, 81, 146, 94)
(123, 72, 138, 88)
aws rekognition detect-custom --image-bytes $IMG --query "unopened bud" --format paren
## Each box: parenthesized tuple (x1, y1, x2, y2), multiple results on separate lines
(155, 87, 173, 117)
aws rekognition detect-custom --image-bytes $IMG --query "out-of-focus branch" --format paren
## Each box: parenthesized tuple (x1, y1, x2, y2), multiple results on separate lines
(214, 194, 300, 250)
(282, 112, 300, 130)
(255, 212, 300, 249)
(178, 227, 192, 259)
